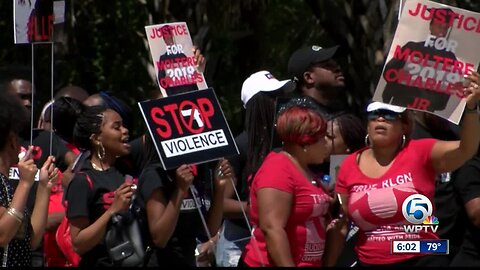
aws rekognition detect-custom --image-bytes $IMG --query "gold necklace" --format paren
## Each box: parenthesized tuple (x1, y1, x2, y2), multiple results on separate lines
(91, 161, 104, 171)
(282, 151, 317, 186)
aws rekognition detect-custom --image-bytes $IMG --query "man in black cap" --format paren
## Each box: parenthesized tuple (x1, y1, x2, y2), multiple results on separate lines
(287, 45, 348, 119)
(381, 8, 459, 112)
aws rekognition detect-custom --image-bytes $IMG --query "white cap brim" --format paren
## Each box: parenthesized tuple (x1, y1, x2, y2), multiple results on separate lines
(367, 102, 406, 113)
(241, 70, 295, 108)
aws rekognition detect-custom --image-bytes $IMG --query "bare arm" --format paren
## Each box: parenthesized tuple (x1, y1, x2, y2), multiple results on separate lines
(30, 156, 58, 249)
(70, 182, 132, 255)
(46, 211, 64, 231)
(431, 72, 480, 173)
(257, 188, 294, 266)
(146, 187, 186, 247)
(0, 146, 36, 246)
(0, 182, 31, 246)
(223, 176, 249, 219)
(147, 164, 193, 248)
(206, 159, 231, 237)
(465, 198, 480, 228)
(322, 193, 349, 267)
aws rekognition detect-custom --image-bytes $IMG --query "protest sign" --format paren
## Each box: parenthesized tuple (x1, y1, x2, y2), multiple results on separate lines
(145, 22, 208, 98)
(14, 0, 57, 44)
(139, 88, 238, 170)
(328, 154, 348, 191)
(373, 0, 480, 124)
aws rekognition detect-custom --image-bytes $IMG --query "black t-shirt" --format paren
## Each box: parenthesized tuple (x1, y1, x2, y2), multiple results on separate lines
(450, 156, 480, 266)
(138, 162, 213, 267)
(226, 131, 250, 229)
(65, 162, 127, 267)
(229, 130, 248, 201)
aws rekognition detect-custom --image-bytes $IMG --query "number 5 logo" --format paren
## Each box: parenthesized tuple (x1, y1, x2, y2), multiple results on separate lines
(402, 194, 433, 224)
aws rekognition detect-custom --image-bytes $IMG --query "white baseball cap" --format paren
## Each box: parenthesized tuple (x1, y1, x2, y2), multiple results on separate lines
(241, 71, 293, 108)
(367, 101, 406, 113)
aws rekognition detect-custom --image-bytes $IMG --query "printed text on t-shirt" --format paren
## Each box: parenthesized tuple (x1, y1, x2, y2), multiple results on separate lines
(351, 172, 413, 192)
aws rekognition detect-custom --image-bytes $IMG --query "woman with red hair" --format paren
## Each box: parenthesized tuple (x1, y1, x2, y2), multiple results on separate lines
(240, 98, 337, 266)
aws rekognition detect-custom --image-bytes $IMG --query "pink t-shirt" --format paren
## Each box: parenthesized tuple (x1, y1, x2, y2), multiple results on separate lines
(335, 139, 438, 265)
(242, 151, 331, 267)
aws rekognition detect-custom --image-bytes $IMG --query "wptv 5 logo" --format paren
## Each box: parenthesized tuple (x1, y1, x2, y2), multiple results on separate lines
(402, 194, 439, 233)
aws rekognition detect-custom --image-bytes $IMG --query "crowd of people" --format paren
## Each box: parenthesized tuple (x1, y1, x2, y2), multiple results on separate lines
(1, 15, 480, 267)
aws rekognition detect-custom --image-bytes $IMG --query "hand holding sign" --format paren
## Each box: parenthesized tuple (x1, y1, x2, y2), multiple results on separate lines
(193, 46, 206, 74)
(110, 182, 134, 214)
(145, 22, 208, 97)
(175, 164, 195, 193)
(17, 146, 38, 187)
(39, 155, 59, 189)
(463, 71, 480, 109)
(213, 159, 233, 189)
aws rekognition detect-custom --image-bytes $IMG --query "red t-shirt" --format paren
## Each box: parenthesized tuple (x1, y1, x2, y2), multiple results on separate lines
(242, 151, 331, 267)
(335, 139, 438, 265)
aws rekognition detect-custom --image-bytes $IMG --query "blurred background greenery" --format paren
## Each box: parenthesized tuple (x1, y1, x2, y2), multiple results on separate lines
(1, 0, 479, 138)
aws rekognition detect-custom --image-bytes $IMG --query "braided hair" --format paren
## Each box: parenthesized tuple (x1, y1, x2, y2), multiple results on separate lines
(73, 105, 107, 151)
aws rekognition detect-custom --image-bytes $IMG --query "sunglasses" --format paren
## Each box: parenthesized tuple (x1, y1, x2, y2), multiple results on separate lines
(367, 109, 401, 121)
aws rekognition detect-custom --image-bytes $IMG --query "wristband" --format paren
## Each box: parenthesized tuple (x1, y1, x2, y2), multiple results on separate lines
(7, 207, 24, 223)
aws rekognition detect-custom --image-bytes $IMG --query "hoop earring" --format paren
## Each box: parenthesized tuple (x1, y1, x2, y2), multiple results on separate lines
(365, 134, 370, 147)
(97, 143, 106, 161)
(401, 135, 406, 148)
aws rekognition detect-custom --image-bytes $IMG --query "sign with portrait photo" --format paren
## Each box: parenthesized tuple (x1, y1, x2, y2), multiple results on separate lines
(145, 22, 208, 98)
(373, 0, 480, 124)
(14, 0, 66, 44)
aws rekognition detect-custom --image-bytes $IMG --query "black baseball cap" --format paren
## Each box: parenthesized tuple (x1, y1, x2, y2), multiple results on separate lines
(287, 45, 339, 82)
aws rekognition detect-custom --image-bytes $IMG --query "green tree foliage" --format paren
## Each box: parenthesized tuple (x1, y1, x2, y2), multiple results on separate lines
(0, 0, 478, 137)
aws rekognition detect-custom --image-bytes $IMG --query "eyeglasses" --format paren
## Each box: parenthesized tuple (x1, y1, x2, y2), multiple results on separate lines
(367, 109, 401, 121)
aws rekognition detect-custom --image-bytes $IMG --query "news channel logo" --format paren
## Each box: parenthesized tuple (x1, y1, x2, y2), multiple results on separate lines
(402, 194, 439, 233)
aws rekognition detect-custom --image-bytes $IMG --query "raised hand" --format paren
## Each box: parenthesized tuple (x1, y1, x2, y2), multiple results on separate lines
(214, 159, 233, 189)
(192, 46, 206, 73)
(175, 164, 194, 192)
(464, 71, 480, 109)
(39, 156, 59, 189)
(17, 146, 38, 187)
(109, 182, 134, 214)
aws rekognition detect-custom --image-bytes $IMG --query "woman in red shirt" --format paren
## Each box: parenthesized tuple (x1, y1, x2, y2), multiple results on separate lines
(335, 72, 480, 266)
(241, 98, 341, 267)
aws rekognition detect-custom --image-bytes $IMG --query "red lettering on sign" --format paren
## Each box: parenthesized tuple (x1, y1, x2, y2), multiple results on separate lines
(407, 97, 431, 110)
(197, 98, 214, 129)
(147, 97, 217, 140)
(151, 107, 172, 138)
(149, 24, 189, 39)
(164, 104, 183, 135)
